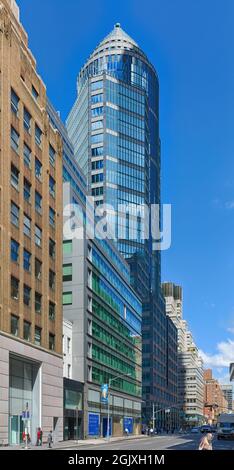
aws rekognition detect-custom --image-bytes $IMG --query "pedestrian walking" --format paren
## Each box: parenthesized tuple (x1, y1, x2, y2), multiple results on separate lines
(125, 427, 129, 437)
(198, 432, 213, 450)
(37, 427, 41, 446)
(47, 430, 53, 448)
(40, 428, 43, 446)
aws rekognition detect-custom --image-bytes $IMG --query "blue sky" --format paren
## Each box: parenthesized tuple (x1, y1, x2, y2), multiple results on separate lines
(18, 0, 234, 382)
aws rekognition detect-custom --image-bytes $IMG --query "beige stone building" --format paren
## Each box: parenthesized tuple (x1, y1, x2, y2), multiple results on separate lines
(162, 282, 205, 427)
(0, 0, 63, 445)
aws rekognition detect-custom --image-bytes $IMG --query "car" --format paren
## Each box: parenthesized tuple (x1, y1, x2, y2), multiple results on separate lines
(191, 427, 199, 433)
(200, 425, 212, 433)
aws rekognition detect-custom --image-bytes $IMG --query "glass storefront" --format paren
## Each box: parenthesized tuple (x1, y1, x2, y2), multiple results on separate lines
(9, 355, 40, 445)
(64, 379, 84, 441)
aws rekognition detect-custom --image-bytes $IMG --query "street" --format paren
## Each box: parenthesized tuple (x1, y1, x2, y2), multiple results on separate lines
(61, 434, 234, 451)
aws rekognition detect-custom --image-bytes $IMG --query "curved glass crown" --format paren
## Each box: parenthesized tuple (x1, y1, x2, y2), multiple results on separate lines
(78, 23, 158, 98)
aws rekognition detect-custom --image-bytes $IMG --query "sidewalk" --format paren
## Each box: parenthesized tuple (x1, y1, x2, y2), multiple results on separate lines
(0, 434, 148, 451)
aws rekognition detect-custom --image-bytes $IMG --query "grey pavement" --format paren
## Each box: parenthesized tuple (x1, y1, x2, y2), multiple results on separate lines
(1, 433, 234, 451)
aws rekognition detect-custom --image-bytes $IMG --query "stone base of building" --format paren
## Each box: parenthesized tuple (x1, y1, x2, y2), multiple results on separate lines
(0, 333, 63, 446)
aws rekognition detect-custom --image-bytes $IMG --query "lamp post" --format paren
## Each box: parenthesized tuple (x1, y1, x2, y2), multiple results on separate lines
(152, 404, 180, 432)
(76, 407, 79, 443)
(106, 372, 132, 441)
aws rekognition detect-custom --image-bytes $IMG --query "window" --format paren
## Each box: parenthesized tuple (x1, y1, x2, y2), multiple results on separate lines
(92, 160, 103, 170)
(11, 276, 19, 300)
(49, 301, 55, 320)
(91, 80, 103, 91)
(49, 207, 55, 227)
(63, 240, 72, 254)
(23, 249, 31, 272)
(35, 225, 42, 247)
(67, 337, 71, 354)
(35, 191, 42, 214)
(49, 270, 55, 290)
(11, 89, 19, 115)
(11, 202, 19, 227)
(35, 326, 41, 346)
(92, 173, 103, 183)
(23, 214, 31, 237)
(49, 144, 56, 166)
(23, 284, 31, 306)
(91, 107, 103, 118)
(11, 315, 19, 336)
(49, 333, 55, 351)
(32, 85, 39, 100)
(91, 120, 103, 131)
(35, 292, 42, 313)
(67, 364, 71, 378)
(63, 264, 72, 282)
(91, 93, 103, 104)
(49, 176, 55, 197)
(24, 178, 31, 203)
(63, 291, 72, 305)
(91, 134, 103, 144)
(24, 143, 31, 168)
(11, 239, 19, 263)
(35, 124, 42, 146)
(11, 164, 19, 190)
(11, 126, 19, 152)
(35, 258, 42, 280)
(23, 321, 31, 341)
(23, 107, 31, 133)
(92, 147, 103, 157)
(35, 158, 42, 180)
(92, 187, 103, 196)
(49, 238, 55, 258)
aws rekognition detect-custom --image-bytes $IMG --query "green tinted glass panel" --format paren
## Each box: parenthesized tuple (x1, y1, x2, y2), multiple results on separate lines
(63, 292, 72, 305)
(63, 264, 72, 281)
(63, 240, 72, 254)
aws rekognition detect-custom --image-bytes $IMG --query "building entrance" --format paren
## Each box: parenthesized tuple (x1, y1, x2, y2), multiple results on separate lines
(9, 415, 24, 445)
(9, 355, 40, 445)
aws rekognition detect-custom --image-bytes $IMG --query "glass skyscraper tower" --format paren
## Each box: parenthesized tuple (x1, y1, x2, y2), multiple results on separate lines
(67, 24, 177, 425)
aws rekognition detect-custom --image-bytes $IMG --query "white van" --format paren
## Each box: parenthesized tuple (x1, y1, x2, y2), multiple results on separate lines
(217, 413, 234, 440)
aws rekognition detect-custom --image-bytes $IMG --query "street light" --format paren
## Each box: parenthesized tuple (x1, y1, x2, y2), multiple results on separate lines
(151, 404, 180, 431)
(106, 372, 132, 441)
(76, 407, 79, 443)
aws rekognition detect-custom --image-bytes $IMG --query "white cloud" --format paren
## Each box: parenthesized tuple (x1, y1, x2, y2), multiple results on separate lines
(199, 339, 234, 368)
(227, 327, 234, 334)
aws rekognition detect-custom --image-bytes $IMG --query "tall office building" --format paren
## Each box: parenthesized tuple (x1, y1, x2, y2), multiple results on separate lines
(67, 23, 177, 424)
(48, 102, 142, 438)
(162, 283, 204, 427)
(0, 0, 63, 445)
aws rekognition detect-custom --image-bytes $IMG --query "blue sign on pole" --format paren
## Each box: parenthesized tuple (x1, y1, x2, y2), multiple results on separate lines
(101, 384, 109, 404)
(88, 413, 100, 436)
(123, 417, 133, 434)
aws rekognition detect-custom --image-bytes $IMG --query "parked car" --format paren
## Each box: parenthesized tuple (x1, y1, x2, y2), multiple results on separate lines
(191, 427, 199, 433)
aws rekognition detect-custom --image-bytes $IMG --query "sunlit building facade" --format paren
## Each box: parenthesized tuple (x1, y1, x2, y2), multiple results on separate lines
(67, 23, 177, 424)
